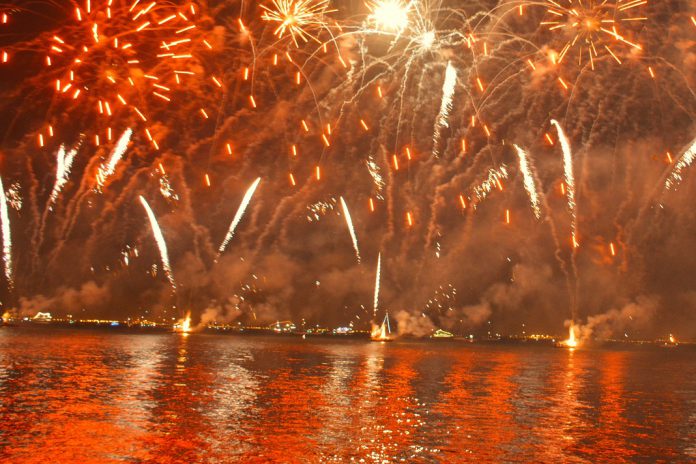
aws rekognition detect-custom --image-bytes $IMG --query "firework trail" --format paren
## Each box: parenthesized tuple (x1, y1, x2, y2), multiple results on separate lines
(366, 155, 385, 198)
(472, 165, 508, 205)
(514, 144, 542, 219)
(139, 196, 175, 290)
(552, 120, 578, 247)
(663, 136, 696, 192)
(48, 144, 78, 208)
(373, 252, 381, 317)
(96, 128, 132, 190)
(0, 176, 12, 289)
(339, 196, 361, 263)
(217, 177, 261, 258)
(432, 61, 457, 158)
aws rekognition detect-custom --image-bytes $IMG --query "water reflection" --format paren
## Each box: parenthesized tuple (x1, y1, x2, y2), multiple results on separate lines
(0, 329, 694, 462)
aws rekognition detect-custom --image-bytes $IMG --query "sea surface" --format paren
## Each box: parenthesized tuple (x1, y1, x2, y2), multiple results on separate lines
(0, 328, 694, 463)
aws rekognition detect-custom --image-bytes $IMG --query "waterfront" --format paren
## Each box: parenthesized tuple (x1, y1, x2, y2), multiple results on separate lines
(0, 328, 694, 463)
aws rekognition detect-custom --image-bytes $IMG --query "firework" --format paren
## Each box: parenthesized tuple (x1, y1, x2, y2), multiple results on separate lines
(48, 144, 79, 208)
(260, 0, 334, 46)
(540, 0, 647, 69)
(560, 324, 579, 348)
(551, 120, 578, 247)
(366, 156, 385, 199)
(339, 196, 361, 263)
(217, 177, 261, 258)
(139, 195, 175, 289)
(373, 252, 381, 317)
(663, 136, 696, 192)
(367, 0, 410, 33)
(96, 128, 132, 190)
(432, 61, 457, 158)
(514, 144, 542, 219)
(0, 176, 13, 289)
(41, 0, 208, 144)
(472, 165, 508, 205)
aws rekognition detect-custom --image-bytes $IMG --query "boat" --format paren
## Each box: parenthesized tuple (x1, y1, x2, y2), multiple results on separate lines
(371, 312, 395, 342)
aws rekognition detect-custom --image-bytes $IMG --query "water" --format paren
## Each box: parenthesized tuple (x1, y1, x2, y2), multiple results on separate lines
(0, 328, 694, 463)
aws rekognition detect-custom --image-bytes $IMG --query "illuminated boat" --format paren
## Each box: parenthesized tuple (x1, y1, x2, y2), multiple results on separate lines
(371, 312, 395, 342)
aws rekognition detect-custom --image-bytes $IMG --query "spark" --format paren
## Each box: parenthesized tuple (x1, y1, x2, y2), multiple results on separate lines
(139, 196, 175, 289)
(217, 177, 261, 257)
(514, 144, 542, 219)
(339, 196, 361, 263)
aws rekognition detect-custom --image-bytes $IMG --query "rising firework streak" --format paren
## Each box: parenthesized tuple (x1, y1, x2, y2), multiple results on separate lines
(373, 252, 381, 317)
(432, 61, 457, 157)
(551, 120, 578, 246)
(0, 176, 12, 289)
(339, 196, 361, 263)
(97, 128, 132, 190)
(217, 177, 261, 257)
(514, 144, 542, 219)
(664, 136, 696, 192)
(48, 145, 78, 207)
(139, 196, 175, 289)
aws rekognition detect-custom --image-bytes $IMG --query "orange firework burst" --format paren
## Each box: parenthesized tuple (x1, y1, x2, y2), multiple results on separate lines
(43, 0, 210, 145)
(260, 0, 334, 47)
(541, 0, 647, 69)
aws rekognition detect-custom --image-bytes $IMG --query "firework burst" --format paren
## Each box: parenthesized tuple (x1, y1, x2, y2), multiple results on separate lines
(40, 0, 210, 148)
(261, 0, 334, 46)
(540, 0, 647, 69)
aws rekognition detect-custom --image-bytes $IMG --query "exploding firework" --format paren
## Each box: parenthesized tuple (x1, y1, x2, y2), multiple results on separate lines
(366, 0, 411, 33)
(139, 195, 175, 289)
(261, 0, 334, 47)
(217, 177, 261, 258)
(36, 0, 211, 147)
(540, 0, 647, 69)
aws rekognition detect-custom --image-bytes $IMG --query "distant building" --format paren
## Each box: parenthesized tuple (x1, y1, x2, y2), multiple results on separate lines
(432, 329, 454, 338)
(269, 321, 296, 333)
(33, 312, 53, 322)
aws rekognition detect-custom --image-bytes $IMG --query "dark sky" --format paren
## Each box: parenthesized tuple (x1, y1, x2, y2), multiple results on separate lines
(0, 0, 695, 339)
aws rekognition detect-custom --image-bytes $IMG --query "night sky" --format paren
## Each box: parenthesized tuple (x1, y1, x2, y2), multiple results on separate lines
(0, 0, 694, 339)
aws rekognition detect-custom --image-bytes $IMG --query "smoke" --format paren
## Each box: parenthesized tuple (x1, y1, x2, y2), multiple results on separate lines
(569, 295, 660, 342)
(196, 297, 243, 330)
(394, 310, 435, 337)
(17, 280, 109, 317)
